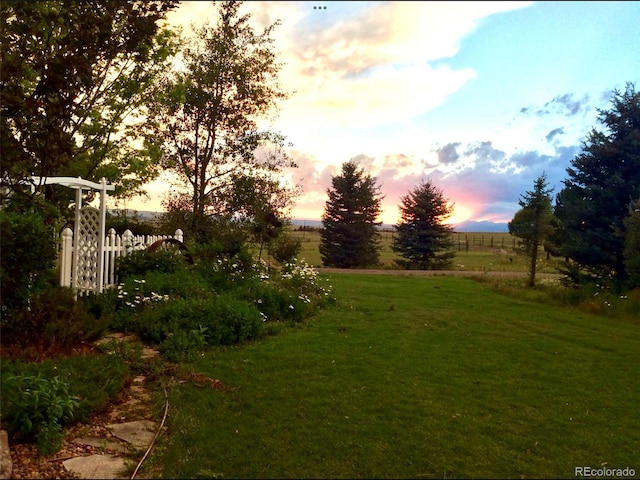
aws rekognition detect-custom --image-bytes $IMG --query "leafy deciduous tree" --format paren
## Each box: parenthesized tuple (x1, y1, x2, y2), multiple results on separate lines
(319, 161, 383, 268)
(508, 173, 556, 287)
(0, 0, 178, 212)
(148, 0, 295, 238)
(554, 82, 640, 289)
(392, 180, 455, 270)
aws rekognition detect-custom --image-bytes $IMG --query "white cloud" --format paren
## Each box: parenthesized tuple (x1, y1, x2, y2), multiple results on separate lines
(263, 1, 533, 129)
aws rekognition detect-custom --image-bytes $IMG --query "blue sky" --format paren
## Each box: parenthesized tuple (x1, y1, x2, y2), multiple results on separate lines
(128, 1, 640, 225)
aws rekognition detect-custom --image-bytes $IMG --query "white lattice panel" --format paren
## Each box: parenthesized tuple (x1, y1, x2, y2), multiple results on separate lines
(75, 206, 100, 292)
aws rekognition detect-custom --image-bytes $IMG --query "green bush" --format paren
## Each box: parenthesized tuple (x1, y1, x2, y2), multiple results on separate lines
(240, 281, 306, 323)
(0, 207, 57, 311)
(1, 373, 79, 455)
(193, 245, 258, 290)
(116, 248, 190, 280)
(128, 269, 211, 300)
(1, 286, 107, 350)
(271, 233, 302, 264)
(126, 294, 263, 348)
(160, 329, 207, 363)
(1, 354, 130, 425)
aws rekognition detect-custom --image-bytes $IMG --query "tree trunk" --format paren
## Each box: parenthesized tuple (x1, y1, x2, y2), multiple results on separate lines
(529, 240, 538, 287)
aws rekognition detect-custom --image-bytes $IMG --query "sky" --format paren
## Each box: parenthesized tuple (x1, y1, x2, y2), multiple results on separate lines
(124, 1, 640, 226)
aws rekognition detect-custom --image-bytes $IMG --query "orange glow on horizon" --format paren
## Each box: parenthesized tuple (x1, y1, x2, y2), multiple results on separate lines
(444, 204, 474, 226)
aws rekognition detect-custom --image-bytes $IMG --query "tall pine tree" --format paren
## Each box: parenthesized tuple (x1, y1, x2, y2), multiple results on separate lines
(508, 173, 556, 287)
(554, 82, 640, 288)
(622, 198, 640, 289)
(392, 180, 455, 270)
(319, 161, 383, 268)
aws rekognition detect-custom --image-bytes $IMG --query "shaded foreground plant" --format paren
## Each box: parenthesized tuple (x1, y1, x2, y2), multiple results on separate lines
(1, 354, 130, 455)
(1, 374, 79, 456)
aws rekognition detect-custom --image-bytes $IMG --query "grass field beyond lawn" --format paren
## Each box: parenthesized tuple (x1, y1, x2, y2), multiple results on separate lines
(289, 229, 559, 273)
(149, 274, 639, 479)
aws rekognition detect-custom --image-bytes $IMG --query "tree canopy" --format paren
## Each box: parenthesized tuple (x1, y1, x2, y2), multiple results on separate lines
(0, 0, 178, 212)
(554, 82, 640, 288)
(148, 0, 295, 239)
(319, 161, 383, 268)
(392, 180, 455, 270)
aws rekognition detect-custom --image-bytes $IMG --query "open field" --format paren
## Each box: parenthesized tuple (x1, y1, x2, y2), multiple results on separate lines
(147, 273, 639, 479)
(288, 228, 561, 273)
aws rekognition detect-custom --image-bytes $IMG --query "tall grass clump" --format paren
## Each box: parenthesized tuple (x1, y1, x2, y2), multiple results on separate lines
(477, 274, 640, 323)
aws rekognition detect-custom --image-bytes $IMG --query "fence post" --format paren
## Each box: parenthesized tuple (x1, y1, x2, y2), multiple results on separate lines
(123, 229, 134, 254)
(175, 229, 184, 243)
(60, 228, 73, 287)
(105, 228, 116, 287)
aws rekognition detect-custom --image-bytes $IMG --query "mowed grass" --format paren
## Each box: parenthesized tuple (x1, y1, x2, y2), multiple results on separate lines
(289, 229, 559, 273)
(148, 274, 639, 479)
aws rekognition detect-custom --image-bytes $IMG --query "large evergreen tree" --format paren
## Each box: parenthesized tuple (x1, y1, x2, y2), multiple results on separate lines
(554, 82, 640, 288)
(623, 198, 640, 289)
(319, 161, 383, 268)
(508, 173, 556, 287)
(392, 180, 455, 270)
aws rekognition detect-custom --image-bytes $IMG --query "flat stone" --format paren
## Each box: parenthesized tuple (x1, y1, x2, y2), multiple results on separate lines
(141, 347, 159, 359)
(72, 436, 130, 454)
(63, 454, 129, 479)
(106, 420, 157, 450)
(95, 333, 137, 345)
(0, 430, 12, 480)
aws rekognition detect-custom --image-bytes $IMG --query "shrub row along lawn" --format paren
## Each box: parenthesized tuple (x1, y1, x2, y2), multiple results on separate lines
(147, 274, 640, 479)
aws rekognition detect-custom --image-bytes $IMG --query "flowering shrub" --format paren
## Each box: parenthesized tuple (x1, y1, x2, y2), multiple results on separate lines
(102, 250, 334, 361)
(116, 280, 170, 309)
(237, 258, 335, 323)
(280, 259, 335, 304)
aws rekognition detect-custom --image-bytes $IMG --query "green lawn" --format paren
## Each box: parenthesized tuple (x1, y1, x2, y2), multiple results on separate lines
(147, 274, 639, 479)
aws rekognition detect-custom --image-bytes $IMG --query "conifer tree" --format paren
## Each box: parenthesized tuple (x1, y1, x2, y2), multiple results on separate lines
(508, 173, 556, 287)
(319, 161, 383, 268)
(554, 82, 640, 288)
(392, 180, 455, 270)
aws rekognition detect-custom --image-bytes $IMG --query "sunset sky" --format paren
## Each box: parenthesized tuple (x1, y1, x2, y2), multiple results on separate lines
(124, 1, 640, 226)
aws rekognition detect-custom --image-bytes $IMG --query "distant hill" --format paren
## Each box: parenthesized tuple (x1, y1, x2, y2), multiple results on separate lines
(452, 220, 508, 232)
(290, 219, 323, 228)
(108, 210, 161, 221)
(291, 218, 508, 233)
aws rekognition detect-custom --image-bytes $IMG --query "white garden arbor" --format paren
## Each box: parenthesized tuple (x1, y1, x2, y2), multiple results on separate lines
(26, 176, 114, 295)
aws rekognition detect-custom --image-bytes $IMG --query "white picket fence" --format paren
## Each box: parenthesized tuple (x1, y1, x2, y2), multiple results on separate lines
(59, 227, 184, 295)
